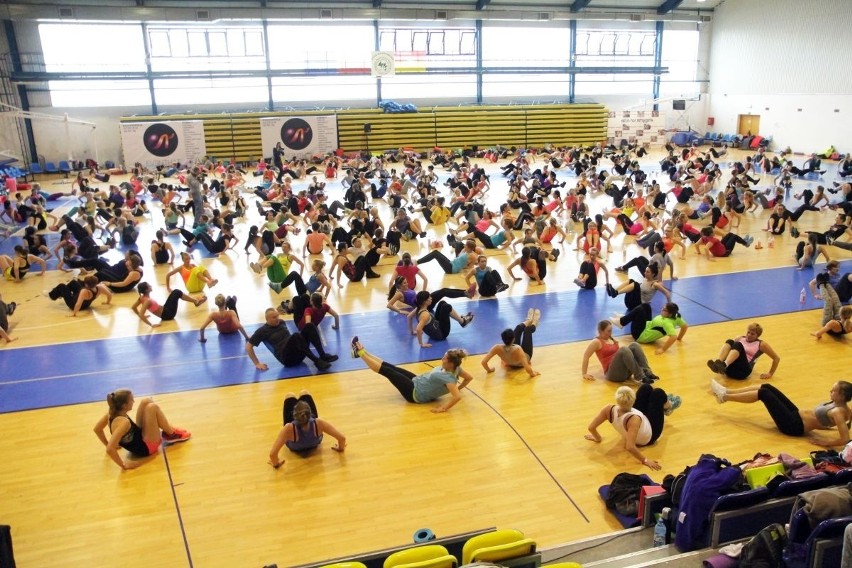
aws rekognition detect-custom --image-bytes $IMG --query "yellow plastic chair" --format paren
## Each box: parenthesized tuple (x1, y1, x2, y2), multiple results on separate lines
(461, 528, 537, 564)
(383, 544, 457, 568)
(320, 563, 367, 568)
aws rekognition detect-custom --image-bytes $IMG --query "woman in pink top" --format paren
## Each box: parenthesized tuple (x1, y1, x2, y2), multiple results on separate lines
(387, 252, 428, 294)
(581, 320, 659, 384)
(706, 322, 780, 380)
(198, 294, 249, 342)
(132, 281, 206, 329)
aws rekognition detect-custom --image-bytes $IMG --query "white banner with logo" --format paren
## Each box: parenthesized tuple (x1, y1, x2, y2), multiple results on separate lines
(259, 115, 338, 160)
(120, 120, 206, 167)
(607, 110, 666, 147)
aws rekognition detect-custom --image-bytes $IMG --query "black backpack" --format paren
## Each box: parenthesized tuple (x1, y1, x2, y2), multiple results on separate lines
(739, 523, 787, 568)
(662, 466, 692, 506)
(605, 473, 647, 516)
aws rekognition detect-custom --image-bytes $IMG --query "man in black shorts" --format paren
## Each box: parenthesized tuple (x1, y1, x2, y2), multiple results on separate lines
(246, 308, 337, 372)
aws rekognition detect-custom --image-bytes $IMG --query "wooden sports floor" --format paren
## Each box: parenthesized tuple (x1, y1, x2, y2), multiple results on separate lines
(0, 147, 849, 568)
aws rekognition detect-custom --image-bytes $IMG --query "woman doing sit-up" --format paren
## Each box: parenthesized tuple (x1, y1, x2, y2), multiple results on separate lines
(408, 290, 474, 348)
(351, 338, 473, 413)
(132, 281, 206, 328)
(710, 380, 852, 448)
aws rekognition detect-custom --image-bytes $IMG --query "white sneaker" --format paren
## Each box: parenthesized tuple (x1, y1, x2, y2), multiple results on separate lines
(710, 379, 727, 404)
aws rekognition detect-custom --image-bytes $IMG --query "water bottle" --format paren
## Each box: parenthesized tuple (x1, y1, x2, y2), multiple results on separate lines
(800, 287, 807, 304)
(653, 515, 667, 547)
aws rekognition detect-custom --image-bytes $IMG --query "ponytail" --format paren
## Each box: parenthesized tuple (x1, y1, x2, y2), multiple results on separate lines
(107, 389, 132, 421)
(292, 401, 312, 426)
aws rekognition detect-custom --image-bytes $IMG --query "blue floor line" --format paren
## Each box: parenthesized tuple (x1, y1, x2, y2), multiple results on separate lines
(0, 264, 832, 414)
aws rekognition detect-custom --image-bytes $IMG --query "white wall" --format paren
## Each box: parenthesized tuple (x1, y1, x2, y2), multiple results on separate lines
(706, 0, 852, 152)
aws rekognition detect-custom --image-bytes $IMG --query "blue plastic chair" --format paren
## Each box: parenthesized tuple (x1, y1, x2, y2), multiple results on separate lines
(105, 160, 115, 169)
(44, 161, 59, 174)
(29, 162, 43, 177)
(58, 160, 72, 176)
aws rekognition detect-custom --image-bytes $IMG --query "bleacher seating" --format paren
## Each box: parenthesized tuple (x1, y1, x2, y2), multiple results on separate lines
(784, 498, 852, 568)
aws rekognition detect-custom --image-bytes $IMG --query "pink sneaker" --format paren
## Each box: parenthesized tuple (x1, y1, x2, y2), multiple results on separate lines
(162, 428, 192, 444)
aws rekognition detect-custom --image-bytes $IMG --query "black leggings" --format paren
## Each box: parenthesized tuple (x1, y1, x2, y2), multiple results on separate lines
(430, 288, 466, 305)
(617, 302, 653, 340)
(417, 250, 456, 274)
(272, 323, 325, 366)
(513, 322, 536, 360)
(579, 260, 598, 288)
(757, 384, 805, 437)
(634, 384, 667, 445)
(478, 269, 506, 297)
(378, 361, 417, 403)
(280, 272, 308, 295)
(718, 232, 747, 256)
(723, 339, 756, 379)
(49, 280, 86, 310)
(473, 229, 498, 249)
(422, 301, 454, 340)
(197, 233, 228, 254)
(159, 290, 185, 321)
(63, 215, 89, 242)
(282, 393, 318, 425)
(621, 257, 650, 280)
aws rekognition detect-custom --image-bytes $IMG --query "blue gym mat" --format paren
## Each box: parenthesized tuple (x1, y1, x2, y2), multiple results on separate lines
(0, 264, 833, 414)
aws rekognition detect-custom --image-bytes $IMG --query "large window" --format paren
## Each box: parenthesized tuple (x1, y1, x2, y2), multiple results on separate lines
(378, 27, 477, 68)
(267, 25, 373, 70)
(154, 77, 268, 106)
(48, 80, 151, 107)
(380, 74, 477, 101)
(659, 29, 700, 96)
(147, 25, 266, 72)
(575, 29, 656, 70)
(272, 76, 377, 104)
(482, 73, 570, 99)
(482, 26, 570, 67)
(574, 74, 655, 97)
(39, 23, 147, 73)
(35, 20, 705, 109)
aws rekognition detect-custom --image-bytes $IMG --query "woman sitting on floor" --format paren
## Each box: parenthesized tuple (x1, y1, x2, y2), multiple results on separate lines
(268, 390, 346, 469)
(0, 245, 47, 282)
(132, 281, 206, 328)
(166, 252, 218, 295)
(351, 338, 473, 413)
(585, 384, 680, 471)
(811, 272, 852, 339)
(48, 275, 113, 317)
(706, 322, 781, 380)
(198, 294, 249, 342)
(481, 308, 541, 378)
(408, 290, 474, 348)
(710, 380, 852, 448)
(93, 389, 191, 470)
(581, 320, 660, 384)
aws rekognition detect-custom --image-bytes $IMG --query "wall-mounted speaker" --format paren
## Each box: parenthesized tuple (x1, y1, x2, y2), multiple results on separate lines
(363, 123, 372, 133)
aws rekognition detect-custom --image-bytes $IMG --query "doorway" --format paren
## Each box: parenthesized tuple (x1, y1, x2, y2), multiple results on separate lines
(737, 114, 760, 136)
